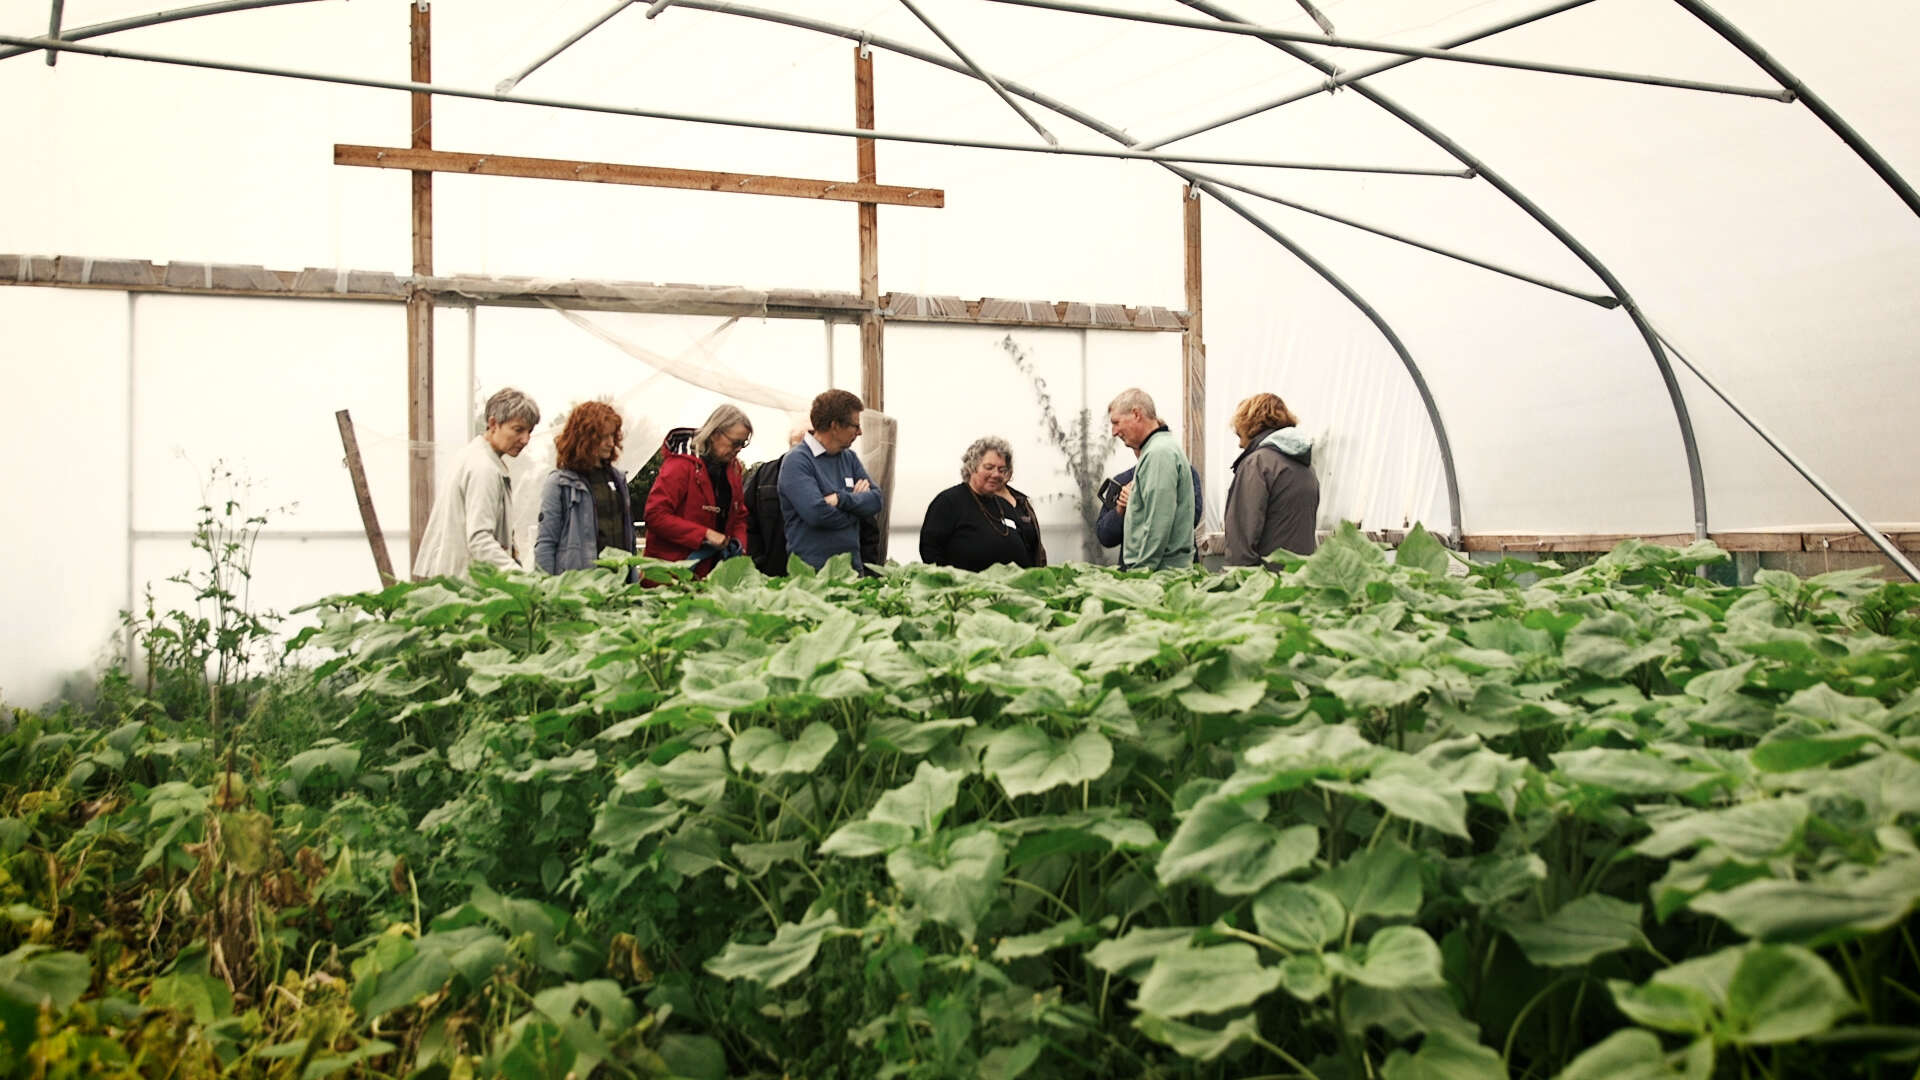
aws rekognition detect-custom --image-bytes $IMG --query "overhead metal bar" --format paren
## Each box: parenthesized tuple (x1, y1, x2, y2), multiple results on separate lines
(896, 0, 1059, 145)
(1654, 330, 1920, 582)
(44, 0, 64, 66)
(0, 33, 1470, 177)
(1137, 0, 1598, 151)
(495, 0, 633, 94)
(1290, 0, 1334, 37)
(1176, 0, 1710, 539)
(980, 0, 1794, 101)
(666, 0, 1468, 544)
(0, 0, 333, 63)
(1194, 173, 1618, 308)
(1672, 0, 1920, 219)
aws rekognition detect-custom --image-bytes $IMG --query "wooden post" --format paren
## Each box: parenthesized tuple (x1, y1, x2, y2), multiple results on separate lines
(336, 410, 398, 586)
(1182, 184, 1205, 477)
(406, 1, 435, 568)
(855, 45, 883, 412)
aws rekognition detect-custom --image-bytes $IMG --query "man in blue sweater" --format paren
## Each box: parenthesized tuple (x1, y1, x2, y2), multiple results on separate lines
(778, 389, 885, 571)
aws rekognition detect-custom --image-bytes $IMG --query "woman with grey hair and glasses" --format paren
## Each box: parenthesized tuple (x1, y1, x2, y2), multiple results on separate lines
(414, 387, 541, 578)
(918, 436, 1047, 571)
(644, 403, 754, 578)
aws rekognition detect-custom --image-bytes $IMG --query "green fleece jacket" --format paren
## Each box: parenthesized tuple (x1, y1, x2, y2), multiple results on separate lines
(1122, 428, 1196, 571)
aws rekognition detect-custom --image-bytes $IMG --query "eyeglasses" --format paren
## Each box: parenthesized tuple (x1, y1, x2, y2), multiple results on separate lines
(720, 431, 751, 450)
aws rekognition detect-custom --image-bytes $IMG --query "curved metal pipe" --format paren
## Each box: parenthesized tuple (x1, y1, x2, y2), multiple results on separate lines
(669, 0, 1467, 543)
(0, 0, 332, 64)
(1175, 0, 1711, 539)
(1672, 0, 1920, 219)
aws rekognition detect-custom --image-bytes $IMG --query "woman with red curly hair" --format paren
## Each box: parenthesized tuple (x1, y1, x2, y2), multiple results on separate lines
(534, 400, 637, 579)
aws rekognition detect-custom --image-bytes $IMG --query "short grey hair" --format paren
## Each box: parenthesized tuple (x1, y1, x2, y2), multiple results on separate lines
(484, 387, 540, 428)
(1107, 387, 1158, 421)
(960, 436, 1014, 481)
(692, 403, 753, 458)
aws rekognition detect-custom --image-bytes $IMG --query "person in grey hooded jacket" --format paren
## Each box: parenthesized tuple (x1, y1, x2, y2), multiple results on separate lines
(1223, 393, 1320, 565)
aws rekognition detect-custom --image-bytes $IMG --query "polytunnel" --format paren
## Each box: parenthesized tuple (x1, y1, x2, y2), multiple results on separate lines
(3, 0, 1917, 699)
(5, 4, 1920, 1076)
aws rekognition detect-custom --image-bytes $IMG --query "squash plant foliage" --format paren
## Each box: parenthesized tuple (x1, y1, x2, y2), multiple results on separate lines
(4, 524, 1919, 1078)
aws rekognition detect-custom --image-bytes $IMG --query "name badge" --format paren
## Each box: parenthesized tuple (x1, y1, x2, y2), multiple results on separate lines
(844, 477, 854, 488)
(1002, 518, 1016, 529)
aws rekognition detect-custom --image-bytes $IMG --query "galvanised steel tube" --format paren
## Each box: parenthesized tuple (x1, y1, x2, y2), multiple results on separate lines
(0, 33, 1470, 177)
(1192, 173, 1619, 308)
(1175, 0, 1711, 539)
(1672, 0, 1920, 219)
(1654, 333, 1919, 582)
(896, 0, 1059, 145)
(666, 0, 1469, 544)
(0, 0, 333, 64)
(981, 0, 1794, 102)
(1136, 0, 1600, 151)
(496, 0, 635, 95)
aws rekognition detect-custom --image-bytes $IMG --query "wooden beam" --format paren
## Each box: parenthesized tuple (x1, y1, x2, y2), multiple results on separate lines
(335, 144, 946, 209)
(406, 2, 434, 569)
(1181, 184, 1205, 475)
(856, 45, 885, 412)
(335, 409, 398, 586)
(1460, 531, 1920, 554)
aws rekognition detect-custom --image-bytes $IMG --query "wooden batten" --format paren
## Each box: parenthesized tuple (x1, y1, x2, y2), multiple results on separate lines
(335, 144, 946, 209)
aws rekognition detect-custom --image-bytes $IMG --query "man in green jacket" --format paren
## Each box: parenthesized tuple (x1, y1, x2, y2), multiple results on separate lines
(1107, 388, 1195, 571)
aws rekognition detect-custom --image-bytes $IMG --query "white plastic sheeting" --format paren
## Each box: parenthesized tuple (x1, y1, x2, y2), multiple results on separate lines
(4, 0, 1919, 702)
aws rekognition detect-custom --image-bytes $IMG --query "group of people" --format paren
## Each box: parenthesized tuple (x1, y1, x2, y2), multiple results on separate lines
(413, 383, 1319, 582)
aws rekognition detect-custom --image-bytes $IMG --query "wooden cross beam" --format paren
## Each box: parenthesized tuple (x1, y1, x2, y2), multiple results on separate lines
(335, 144, 946, 209)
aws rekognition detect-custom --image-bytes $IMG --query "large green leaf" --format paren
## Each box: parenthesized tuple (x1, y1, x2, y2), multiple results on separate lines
(1379, 1029, 1504, 1080)
(1688, 858, 1920, 944)
(1500, 894, 1643, 968)
(1394, 523, 1452, 577)
(590, 802, 683, 851)
(731, 722, 838, 775)
(864, 715, 976, 754)
(1252, 883, 1346, 951)
(1552, 748, 1720, 796)
(1315, 844, 1423, 921)
(704, 909, 842, 989)
(886, 831, 1005, 941)
(1722, 944, 1859, 1044)
(1325, 926, 1445, 990)
(1302, 522, 1388, 597)
(1556, 1030, 1712, 1080)
(766, 612, 859, 680)
(1134, 1013, 1260, 1062)
(819, 821, 916, 857)
(656, 747, 730, 805)
(0, 946, 90, 1012)
(1132, 944, 1283, 1018)
(869, 762, 966, 834)
(1634, 798, 1807, 860)
(992, 916, 1114, 961)
(1156, 795, 1318, 896)
(1086, 927, 1201, 979)
(1343, 758, 1469, 839)
(983, 726, 1113, 797)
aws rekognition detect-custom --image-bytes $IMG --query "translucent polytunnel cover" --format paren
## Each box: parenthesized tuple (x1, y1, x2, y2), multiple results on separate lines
(3, 0, 1917, 550)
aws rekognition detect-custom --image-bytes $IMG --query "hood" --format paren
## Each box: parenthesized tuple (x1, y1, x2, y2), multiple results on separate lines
(660, 426, 696, 458)
(1260, 427, 1313, 464)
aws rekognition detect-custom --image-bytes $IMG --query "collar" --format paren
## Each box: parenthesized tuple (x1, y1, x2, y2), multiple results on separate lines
(474, 434, 510, 476)
(804, 432, 830, 456)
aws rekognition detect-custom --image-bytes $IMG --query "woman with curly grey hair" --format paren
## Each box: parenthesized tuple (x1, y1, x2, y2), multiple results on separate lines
(918, 436, 1047, 571)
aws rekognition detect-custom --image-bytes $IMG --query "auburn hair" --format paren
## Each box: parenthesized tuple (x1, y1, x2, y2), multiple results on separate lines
(554, 400, 623, 472)
(1230, 393, 1300, 442)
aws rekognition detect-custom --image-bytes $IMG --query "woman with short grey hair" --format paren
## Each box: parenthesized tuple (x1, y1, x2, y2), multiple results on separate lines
(919, 436, 1046, 571)
(414, 386, 542, 578)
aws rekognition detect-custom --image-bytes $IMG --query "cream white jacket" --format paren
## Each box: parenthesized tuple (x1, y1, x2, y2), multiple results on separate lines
(413, 436, 518, 578)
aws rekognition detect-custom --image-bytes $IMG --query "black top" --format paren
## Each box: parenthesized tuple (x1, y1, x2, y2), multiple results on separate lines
(584, 465, 625, 554)
(705, 458, 732, 532)
(920, 483, 1044, 571)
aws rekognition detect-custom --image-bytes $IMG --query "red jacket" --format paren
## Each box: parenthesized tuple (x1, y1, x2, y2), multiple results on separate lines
(643, 427, 748, 577)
